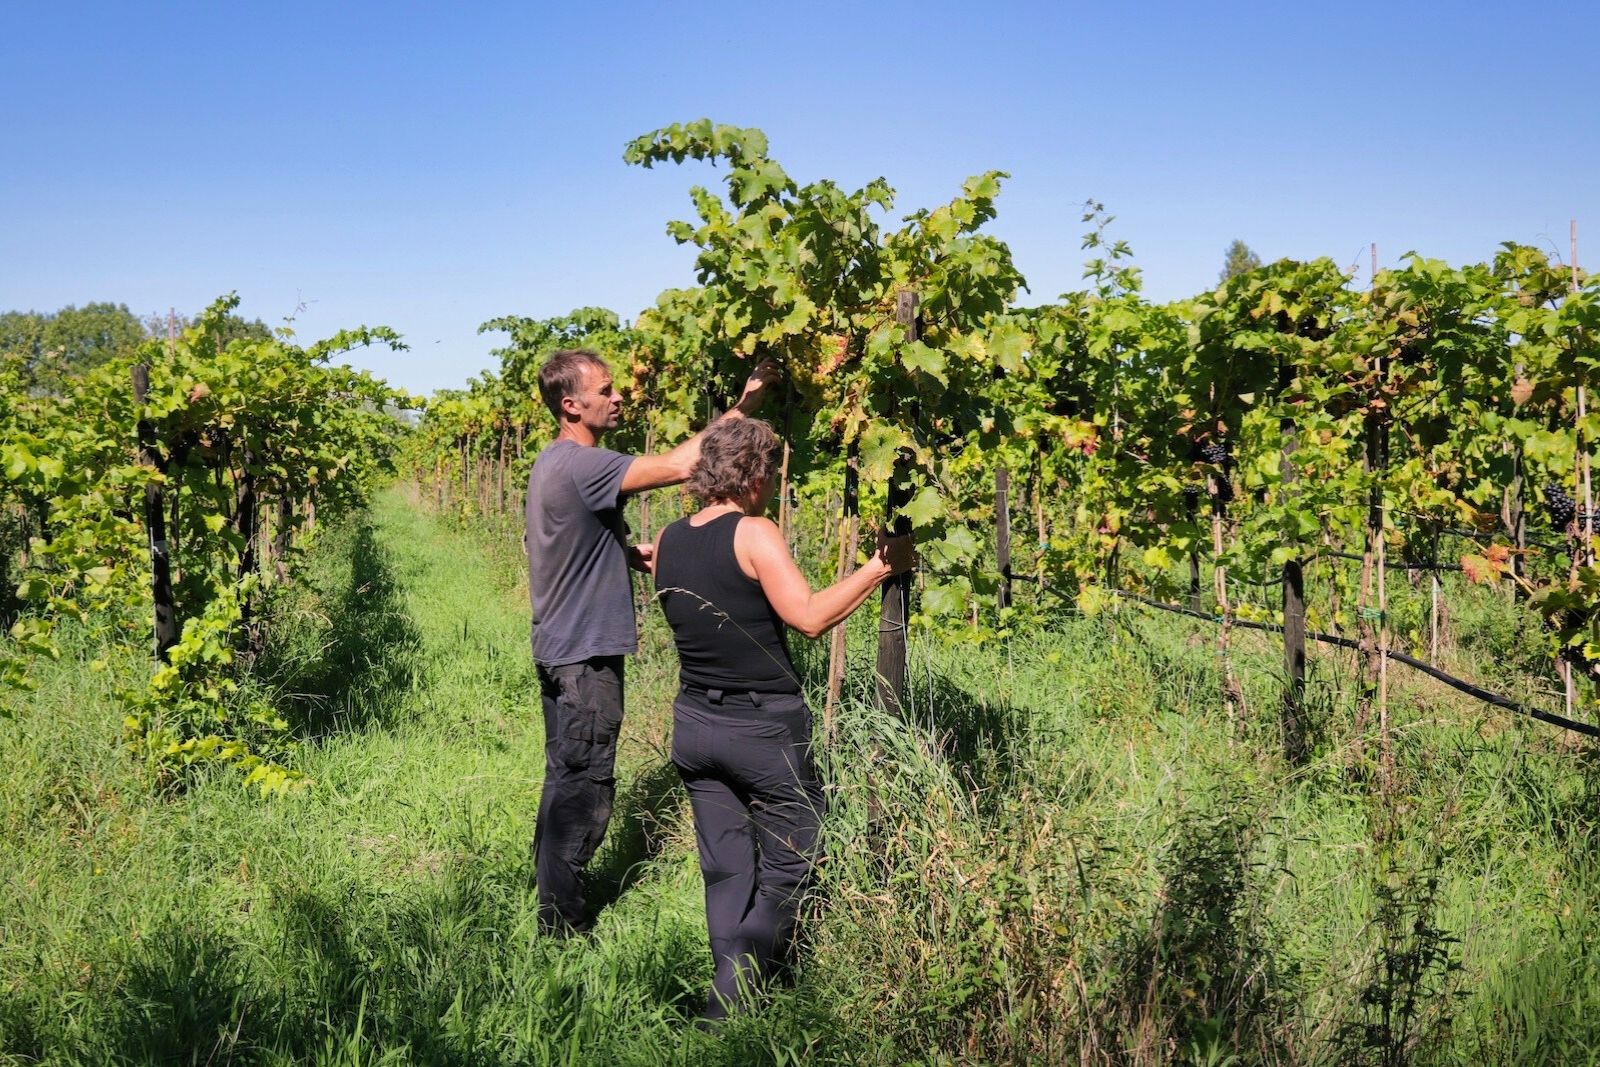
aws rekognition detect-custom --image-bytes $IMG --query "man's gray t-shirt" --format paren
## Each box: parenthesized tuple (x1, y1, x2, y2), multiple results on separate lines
(525, 439, 637, 667)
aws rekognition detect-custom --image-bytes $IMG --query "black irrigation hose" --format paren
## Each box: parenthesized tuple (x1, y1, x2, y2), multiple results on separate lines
(1437, 526, 1565, 551)
(1114, 590, 1600, 740)
(1316, 550, 1462, 572)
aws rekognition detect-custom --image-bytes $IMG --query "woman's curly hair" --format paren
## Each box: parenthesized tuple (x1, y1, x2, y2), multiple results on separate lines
(686, 418, 781, 504)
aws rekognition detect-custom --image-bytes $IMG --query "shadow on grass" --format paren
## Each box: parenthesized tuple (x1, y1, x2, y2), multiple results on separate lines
(82, 845, 786, 1066)
(587, 758, 687, 919)
(899, 672, 1039, 796)
(107, 926, 262, 1066)
(1094, 799, 1294, 1065)
(255, 516, 424, 740)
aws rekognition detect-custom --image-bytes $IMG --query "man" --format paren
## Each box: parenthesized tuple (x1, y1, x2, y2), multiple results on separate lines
(525, 347, 778, 933)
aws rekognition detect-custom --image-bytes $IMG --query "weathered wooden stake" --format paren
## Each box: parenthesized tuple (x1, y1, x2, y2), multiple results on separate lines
(825, 440, 860, 735)
(996, 466, 1012, 611)
(132, 365, 179, 660)
(1280, 381, 1308, 763)
(235, 450, 258, 581)
(1283, 558, 1307, 759)
(778, 438, 794, 545)
(1186, 490, 1204, 613)
(876, 293, 918, 716)
(273, 496, 292, 582)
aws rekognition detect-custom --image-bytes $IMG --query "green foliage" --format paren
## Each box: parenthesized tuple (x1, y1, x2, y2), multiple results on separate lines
(1, 293, 416, 788)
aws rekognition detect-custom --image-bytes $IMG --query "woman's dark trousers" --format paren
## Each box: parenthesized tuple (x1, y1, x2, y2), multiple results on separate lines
(670, 687, 824, 1019)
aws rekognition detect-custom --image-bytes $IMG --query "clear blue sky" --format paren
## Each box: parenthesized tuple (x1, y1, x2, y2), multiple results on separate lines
(3, 1, 1594, 396)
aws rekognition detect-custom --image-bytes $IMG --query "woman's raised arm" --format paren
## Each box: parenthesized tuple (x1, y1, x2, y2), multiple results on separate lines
(735, 516, 914, 639)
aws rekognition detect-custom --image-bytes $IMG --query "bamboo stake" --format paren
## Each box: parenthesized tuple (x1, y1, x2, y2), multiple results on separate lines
(778, 438, 793, 544)
(1211, 471, 1242, 743)
(1430, 572, 1440, 662)
(996, 466, 1012, 612)
(824, 441, 860, 737)
(1378, 493, 1393, 797)
(1576, 221, 1592, 566)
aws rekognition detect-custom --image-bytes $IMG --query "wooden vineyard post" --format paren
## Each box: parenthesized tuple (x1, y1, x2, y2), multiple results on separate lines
(778, 439, 794, 546)
(996, 466, 1012, 612)
(875, 292, 918, 717)
(1209, 463, 1243, 742)
(1353, 394, 1390, 786)
(132, 365, 179, 661)
(235, 449, 258, 584)
(1427, 525, 1444, 661)
(235, 447, 261, 647)
(478, 451, 489, 516)
(1283, 557, 1308, 759)
(273, 496, 292, 582)
(1032, 448, 1049, 595)
(1575, 221, 1593, 573)
(1377, 488, 1393, 796)
(825, 439, 860, 736)
(1572, 219, 1592, 732)
(1280, 361, 1308, 764)
(1506, 439, 1527, 602)
(497, 431, 507, 520)
(1186, 488, 1204, 613)
(1355, 243, 1394, 800)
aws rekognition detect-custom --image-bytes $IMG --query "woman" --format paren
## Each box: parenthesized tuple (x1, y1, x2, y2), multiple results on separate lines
(652, 417, 915, 1020)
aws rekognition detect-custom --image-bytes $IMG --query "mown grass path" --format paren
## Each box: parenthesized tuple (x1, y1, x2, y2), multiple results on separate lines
(0, 487, 797, 1066)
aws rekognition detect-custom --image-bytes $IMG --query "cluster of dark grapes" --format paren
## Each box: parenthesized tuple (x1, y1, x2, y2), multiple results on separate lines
(1181, 484, 1204, 506)
(1198, 441, 1231, 466)
(1545, 483, 1577, 528)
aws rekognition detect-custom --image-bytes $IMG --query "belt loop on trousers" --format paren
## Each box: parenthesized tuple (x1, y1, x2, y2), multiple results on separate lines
(707, 688, 724, 704)
(749, 691, 764, 708)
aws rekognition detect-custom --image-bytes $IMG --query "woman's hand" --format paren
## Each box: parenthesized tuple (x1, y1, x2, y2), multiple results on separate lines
(874, 530, 917, 576)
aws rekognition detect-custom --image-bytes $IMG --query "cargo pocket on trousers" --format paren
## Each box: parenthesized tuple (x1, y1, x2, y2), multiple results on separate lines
(579, 667, 624, 753)
(554, 673, 596, 772)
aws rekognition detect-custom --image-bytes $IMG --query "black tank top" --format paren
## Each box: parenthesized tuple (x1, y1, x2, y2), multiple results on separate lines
(655, 512, 800, 694)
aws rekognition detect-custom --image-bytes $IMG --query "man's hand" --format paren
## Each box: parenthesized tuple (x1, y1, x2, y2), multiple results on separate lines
(733, 359, 783, 416)
(627, 542, 654, 575)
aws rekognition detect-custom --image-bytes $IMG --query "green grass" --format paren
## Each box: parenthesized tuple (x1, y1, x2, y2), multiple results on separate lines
(5, 486, 1600, 1064)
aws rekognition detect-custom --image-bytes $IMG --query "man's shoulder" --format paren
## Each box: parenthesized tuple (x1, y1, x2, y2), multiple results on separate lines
(536, 439, 635, 465)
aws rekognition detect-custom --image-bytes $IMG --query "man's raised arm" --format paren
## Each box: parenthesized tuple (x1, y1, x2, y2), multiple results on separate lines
(620, 359, 782, 494)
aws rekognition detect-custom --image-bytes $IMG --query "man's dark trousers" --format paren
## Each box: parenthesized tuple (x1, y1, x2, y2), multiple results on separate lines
(670, 686, 824, 1018)
(533, 656, 624, 933)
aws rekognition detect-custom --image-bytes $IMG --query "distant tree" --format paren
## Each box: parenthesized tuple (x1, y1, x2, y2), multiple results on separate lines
(0, 302, 146, 392)
(1220, 239, 1263, 283)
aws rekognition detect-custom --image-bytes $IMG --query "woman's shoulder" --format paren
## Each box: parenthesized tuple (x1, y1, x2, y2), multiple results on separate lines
(733, 514, 788, 559)
(735, 514, 782, 538)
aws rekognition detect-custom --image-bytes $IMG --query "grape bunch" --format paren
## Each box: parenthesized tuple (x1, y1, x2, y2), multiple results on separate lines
(1198, 440, 1231, 465)
(1545, 483, 1576, 528)
(1181, 484, 1204, 506)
